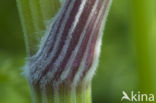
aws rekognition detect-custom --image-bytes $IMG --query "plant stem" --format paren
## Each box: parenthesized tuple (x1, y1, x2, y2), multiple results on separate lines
(131, 0, 156, 93)
(17, 0, 93, 102)
(17, 0, 112, 103)
(32, 84, 92, 103)
(16, 0, 60, 56)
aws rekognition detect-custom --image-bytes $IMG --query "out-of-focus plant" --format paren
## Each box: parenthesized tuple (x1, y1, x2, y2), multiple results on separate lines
(132, 0, 156, 94)
(17, 0, 112, 103)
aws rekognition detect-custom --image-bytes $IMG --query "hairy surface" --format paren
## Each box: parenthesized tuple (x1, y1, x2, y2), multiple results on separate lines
(25, 0, 112, 91)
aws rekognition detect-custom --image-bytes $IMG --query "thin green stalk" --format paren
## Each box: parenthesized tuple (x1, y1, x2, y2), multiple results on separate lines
(16, 0, 36, 55)
(16, 0, 60, 56)
(131, 0, 156, 93)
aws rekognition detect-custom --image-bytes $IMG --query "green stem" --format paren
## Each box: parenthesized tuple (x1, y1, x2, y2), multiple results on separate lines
(16, 0, 60, 56)
(32, 84, 92, 103)
(131, 0, 156, 93)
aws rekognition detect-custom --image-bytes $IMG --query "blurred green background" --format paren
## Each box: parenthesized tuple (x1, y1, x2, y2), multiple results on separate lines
(0, 0, 156, 103)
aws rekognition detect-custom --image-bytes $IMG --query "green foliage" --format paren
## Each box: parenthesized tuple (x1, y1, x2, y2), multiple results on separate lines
(132, 0, 156, 92)
(0, 52, 31, 103)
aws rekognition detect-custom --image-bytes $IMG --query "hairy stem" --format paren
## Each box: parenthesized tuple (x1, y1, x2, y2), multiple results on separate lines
(17, 0, 112, 103)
